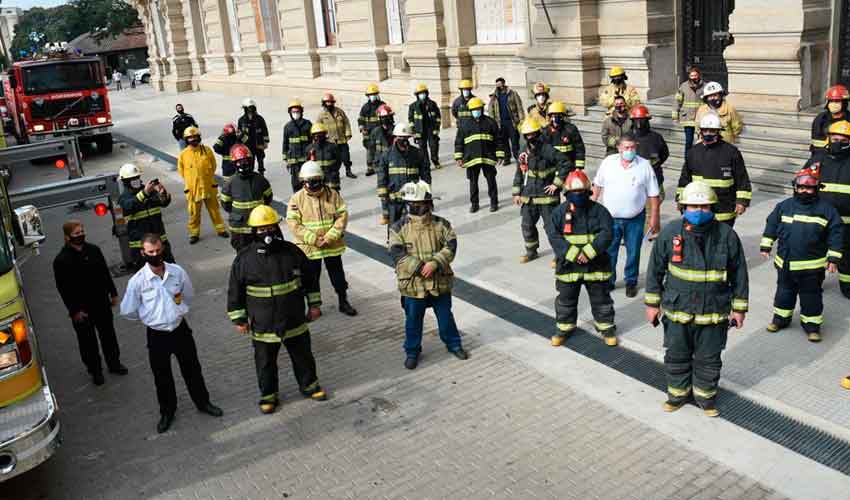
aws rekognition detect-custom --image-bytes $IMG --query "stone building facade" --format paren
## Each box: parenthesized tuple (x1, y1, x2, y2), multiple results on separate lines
(129, 0, 849, 122)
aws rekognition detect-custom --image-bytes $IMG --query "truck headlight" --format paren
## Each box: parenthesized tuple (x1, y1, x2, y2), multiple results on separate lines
(96, 117, 108, 124)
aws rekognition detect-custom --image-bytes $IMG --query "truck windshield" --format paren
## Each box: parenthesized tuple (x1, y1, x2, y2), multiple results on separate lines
(0, 231, 12, 275)
(22, 62, 104, 94)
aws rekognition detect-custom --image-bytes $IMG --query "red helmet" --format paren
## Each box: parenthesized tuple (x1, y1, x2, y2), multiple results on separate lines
(793, 166, 820, 188)
(377, 104, 394, 118)
(565, 170, 591, 191)
(322, 92, 336, 103)
(223, 123, 236, 135)
(230, 144, 252, 162)
(629, 104, 651, 119)
(825, 85, 850, 102)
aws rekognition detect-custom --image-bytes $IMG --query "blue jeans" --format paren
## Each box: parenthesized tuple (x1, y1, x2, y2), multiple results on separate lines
(683, 126, 695, 160)
(403, 294, 462, 358)
(607, 210, 646, 287)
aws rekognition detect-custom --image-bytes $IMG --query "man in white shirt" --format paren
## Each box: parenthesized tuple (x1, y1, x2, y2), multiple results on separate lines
(592, 132, 660, 297)
(120, 233, 222, 433)
(112, 70, 122, 91)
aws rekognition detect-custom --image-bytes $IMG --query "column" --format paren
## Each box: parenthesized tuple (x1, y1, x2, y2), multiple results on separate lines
(133, 0, 166, 91)
(201, 0, 235, 76)
(402, 0, 451, 122)
(155, 0, 195, 92)
(335, 0, 388, 84)
(273, 0, 321, 79)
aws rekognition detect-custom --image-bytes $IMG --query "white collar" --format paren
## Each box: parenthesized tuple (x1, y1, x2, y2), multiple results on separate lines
(143, 262, 171, 282)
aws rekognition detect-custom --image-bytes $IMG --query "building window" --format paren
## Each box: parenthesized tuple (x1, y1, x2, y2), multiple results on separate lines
(474, 0, 527, 44)
(386, 0, 406, 45)
(313, 0, 337, 48)
(251, 0, 281, 51)
(225, 0, 242, 52)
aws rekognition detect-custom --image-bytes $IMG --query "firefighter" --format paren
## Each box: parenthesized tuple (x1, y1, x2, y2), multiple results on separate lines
(286, 161, 358, 317)
(451, 79, 475, 127)
(630, 104, 669, 195)
(227, 205, 327, 414)
(678, 113, 751, 227)
(238, 98, 270, 174)
(806, 120, 850, 298)
(220, 144, 273, 252)
(389, 180, 468, 370)
(673, 66, 705, 159)
(177, 126, 229, 243)
(282, 99, 312, 194)
(598, 67, 641, 113)
(455, 97, 505, 213)
(645, 181, 749, 417)
(306, 123, 342, 191)
(358, 83, 384, 176)
(408, 83, 443, 169)
(378, 122, 431, 229)
(118, 163, 175, 268)
(316, 92, 357, 179)
(760, 166, 842, 342)
(695, 82, 743, 144)
(811, 85, 850, 154)
(213, 123, 246, 179)
(513, 119, 572, 264)
(544, 101, 586, 170)
(171, 104, 197, 150)
(526, 82, 552, 129)
(545, 170, 617, 346)
(600, 95, 633, 156)
(372, 104, 397, 224)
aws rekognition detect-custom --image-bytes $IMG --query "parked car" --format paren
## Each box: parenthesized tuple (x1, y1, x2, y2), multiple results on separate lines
(133, 68, 151, 84)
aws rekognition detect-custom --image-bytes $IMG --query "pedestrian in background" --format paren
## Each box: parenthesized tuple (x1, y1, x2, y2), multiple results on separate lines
(172, 104, 198, 150)
(487, 77, 525, 165)
(315, 93, 357, 179)
(112, 70, 122, 91)
(673, 66, 704, 159)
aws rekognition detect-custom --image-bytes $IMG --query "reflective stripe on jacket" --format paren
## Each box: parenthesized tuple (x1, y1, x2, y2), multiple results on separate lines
(677, 141, 751, 220)
(454, 115, 505, 167)
(220, 173, 273, 232)
(283, 118, 312, 163)
(378, 143, 431, 200)
(286, 187, 348, 260)
(546, 200, 614, 283)
(761, 197, 844, 271)
(389, 214, 457, 298)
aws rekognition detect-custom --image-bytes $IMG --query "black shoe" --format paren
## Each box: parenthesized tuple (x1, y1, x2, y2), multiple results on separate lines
(198, 402, 223, 417)
(92, 372, 105, 386)
(489, 204, 499, 212)
(339, 297, 358, 316)
(189, 236, 200, 244)
(218, 231, 230, 238)
(469, 205, 479, 213)
(625, 285, 638, 298)
(450, 348, 469, 360)
(365, 169, 376, 177)
(404, 356, 419, 370)
(157, 413, 174, 433)
(345, 169, 358, 179)
(108, 364, 129, 375)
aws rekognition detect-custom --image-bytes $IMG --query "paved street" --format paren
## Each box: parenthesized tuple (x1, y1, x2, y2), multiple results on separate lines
(2, 86, 850, 499)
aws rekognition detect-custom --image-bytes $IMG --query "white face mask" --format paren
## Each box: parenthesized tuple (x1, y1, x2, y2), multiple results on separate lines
(369, 95, 379, 102)
(291, 112, 302, 120)
(129, 179, 142, 189)
(417, 93, 427, 102)
(828, 102, 843, 114)
(536, 95, 547, 104)
(462, 90, 471, 98)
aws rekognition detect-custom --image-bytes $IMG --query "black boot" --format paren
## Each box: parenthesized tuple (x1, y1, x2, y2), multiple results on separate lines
(345, 166, 357, 179)
(338, 294, 358, 316)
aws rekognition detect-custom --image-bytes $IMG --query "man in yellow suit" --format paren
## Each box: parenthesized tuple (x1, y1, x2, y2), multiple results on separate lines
(177, 126, 229, 244)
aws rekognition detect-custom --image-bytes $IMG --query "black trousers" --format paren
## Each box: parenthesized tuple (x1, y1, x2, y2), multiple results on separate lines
(147, 320, 211, 416)
(304, 255, 348, 304)
(840, 226, 850, 298)
(288, 161, 304, 194)
(554, 280, 615, 337)
(338, 143, 352, 168)
(230, 232, 254, 252)
(500, 122, 520, 160)
(772, 268, 824, 333)
(255, 150, 266, 174)
(663, 319, 727, 404)
(521, 202, 557, 254)
(467, 165, 498, 208)
(417, 132, 440, 166)
(72, 306, 121, 375)
(253, 332, 320, 402)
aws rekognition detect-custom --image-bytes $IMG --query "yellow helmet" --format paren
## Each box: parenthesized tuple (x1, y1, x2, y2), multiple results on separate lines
(519, 119, 541, 135)
(183, 126, 200, 139)
(466, 97, 484, 110)
(458, 79, 473, 90)
(247, 205, 281, 227)
(310, 123, 328, 135)
(609, 66, 626, 78)
(547, 101, 567, 115)
(679, 181, 718, 205)
(533, 82, 550, 95)
(828, 120, 850, 137)
(288, 99, 303, 110)
(415, 83, 428, 94)
(365, 83, 380, 95)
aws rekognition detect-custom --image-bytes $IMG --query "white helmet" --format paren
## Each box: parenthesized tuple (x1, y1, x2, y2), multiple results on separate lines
(392, 122, 415, 138)
(679, 181, 718, 205)
(118, 163, 142, 180)
(402, 180, 432, 202)
(699, 112, 722, 130)
(242, 97, 256, 108)
(298, 160, 324, 180)
(702, 81, 724, 98)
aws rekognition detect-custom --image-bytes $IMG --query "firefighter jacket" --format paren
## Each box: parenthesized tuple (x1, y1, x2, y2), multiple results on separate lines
(634, 128, 670, 186)
(673, 81, 704, 126)
(306, 140, 341, 190)
(172, 112, 198, 141)
(220, 173, 273, 234)
(454, 115, 506, 167)
(238, 114, 270, 152)
(546, 200, 614, 283)
(486, 87, 525, 126)
(213, 132, 246, 177)
(370, 125, 394, 164)
(316, 107, 352, 144)
(451, 95, 475, 126)
(177, 145, 219, 202)
(512, 143, 572, 204)
(695, 102, 743, 144)
(806, 152, 850, 219)
(543, 122, 586, 169)
(378, 143, 431, 201)
(389, 214, 456, 298)
(678, 141, 752, 221)
(119, 187, 171, 249)
(227, 239, 319, 343)
(598, 84, 641, 113)
(810, 109, 850, 150)
(282, 118, 312, 164)
(526, 101, 550, 128)
(601, 115, 633, 151)
(358, 99, 385, 140)
(644, 219, 749, 324)
(761, 196, 844, 271)
(286, 187, 348, 261)
(408, 98, 442, 138)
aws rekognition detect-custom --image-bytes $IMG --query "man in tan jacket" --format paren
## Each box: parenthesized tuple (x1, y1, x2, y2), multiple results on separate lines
(315, 93, 357, 179)
(695, 81, 743, 144)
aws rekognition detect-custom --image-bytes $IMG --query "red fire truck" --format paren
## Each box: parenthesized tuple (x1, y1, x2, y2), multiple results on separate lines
(2, 54, 113, 153)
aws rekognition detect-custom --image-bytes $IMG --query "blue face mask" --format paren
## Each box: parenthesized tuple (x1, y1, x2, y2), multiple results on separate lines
(683, 209, 714, 225)
(471, 109, 483, 119)
(417, 93, 427, 102)
(621, 150, 636, 162)
(566, 191, 588, 207)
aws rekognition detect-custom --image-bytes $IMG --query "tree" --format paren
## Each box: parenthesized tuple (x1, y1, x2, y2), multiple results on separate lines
(70, 0, 140, 42)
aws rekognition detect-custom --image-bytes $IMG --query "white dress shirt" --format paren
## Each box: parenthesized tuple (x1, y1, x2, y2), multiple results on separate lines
(120, 262, 193, 332)
(593, 154, 660, 219)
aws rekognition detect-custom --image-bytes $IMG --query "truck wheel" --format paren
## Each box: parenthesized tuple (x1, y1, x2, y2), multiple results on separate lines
(96, 134, 113, 154)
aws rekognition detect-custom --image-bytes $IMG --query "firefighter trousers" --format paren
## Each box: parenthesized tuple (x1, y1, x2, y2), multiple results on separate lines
(772, 268, 824, 333)
(338, 143, 352, 168)
(187, 196, 226, 237)
(288, 161, 304, 194)
(303, 255, 349, 305)
(467, 165, 498, 209)
(417, 132, 440, 166)
(521, 202, 557, 255)
(253, 332, 321, 403)
(72, 306, 121, 375)
(554, 279, 615, 338)
(365, 135, 377, 174)
(147, 320, 212, 416)
(840, 226, 850, 298)
(662, 318, 727, 404)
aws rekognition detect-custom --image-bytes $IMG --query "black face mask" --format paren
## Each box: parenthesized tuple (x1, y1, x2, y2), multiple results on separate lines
(634, 119, 649, 132)
(69, 235, 85, 246)
(830, 141, 850, 156)
(611, 77, 625, 86)
(396, 138, 410, 150)
(188, 137, 201, 146)
(525, 134, 541, 148)
(324, 104, 335, 112)
(306, 179, 323, 191)
(551, 116, 563, 127)
(237, 161, 253, 176)
(143, 253, 164, 267)
(381, 118, 395, 128)
(259, 228, 285, 250)
(794, 191, 818, 204)
(708, 97, 722, 108)
(614, 106, 626, 115)
(689, 78, 701, 86)
(314, 134, 327, 144)
(408, 204, 431, 216)
(176, 109, 184, 115)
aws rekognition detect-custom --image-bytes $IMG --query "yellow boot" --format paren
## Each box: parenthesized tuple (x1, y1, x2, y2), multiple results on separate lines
(841, 377, 850, 390)
(550, 259, 556, 269)
(519, 250, 539, 264)
(551, 334, 566, 347)
(379, 215, 389, 225)
(604, 336, 618, 347)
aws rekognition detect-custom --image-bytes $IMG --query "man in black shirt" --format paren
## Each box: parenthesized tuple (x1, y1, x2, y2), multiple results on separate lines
(171, 104, 198, 150)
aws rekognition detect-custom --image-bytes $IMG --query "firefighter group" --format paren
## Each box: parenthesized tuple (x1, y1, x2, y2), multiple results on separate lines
(70, 68, 850, 433)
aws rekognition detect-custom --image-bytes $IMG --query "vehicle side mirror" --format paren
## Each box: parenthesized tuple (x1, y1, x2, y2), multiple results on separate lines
(8, 75, 16, 89)
(13, 205, 46, 246)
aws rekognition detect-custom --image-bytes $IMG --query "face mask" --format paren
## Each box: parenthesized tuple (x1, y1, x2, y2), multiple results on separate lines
(417, 93, 427, 102)
(314, 134, 327, 144)
(689, 78, 701, 86)
(683, 209, 714, 225)
(496, 86, 504, 93)
(829, 140, 850, 155)
(324, 104, 335, 112)
(702, 133, 718, 144)
(260, 229, 285, 250)
(369, 95, 378, 102)
(828, 102, 843, 114)
(536, 95, 547, 104)
(129, 178, 142, 189)
(634, 120, 649, 131)
(188, 138, 201, 146)
(381, 117, 395, 128)
(143, 253, 164, 267)
(566, 192, 588, 207)
(237, 161, 253, 175)
(408, 204, 430, 216)
(614, 106, 626, 115)
(621, 150, 637, 162)
(176, 108, 184, 115)
(611, 77, 625, 86)
(462, 90, 471, 98)
(794, 191, 818, 204)
(551, 116, 563, 127)
(525, 134, 541, 148)
(306, 179, 323, 191)
(708, 97, 722, 108)
(291, 112, 302, 120)
(69, 234, 85, 246)
(248, 106, 256, 115)
(471, 109, 483, 119)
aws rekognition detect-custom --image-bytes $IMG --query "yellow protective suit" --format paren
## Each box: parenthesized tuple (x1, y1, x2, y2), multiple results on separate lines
(177, 144, 226, 237)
